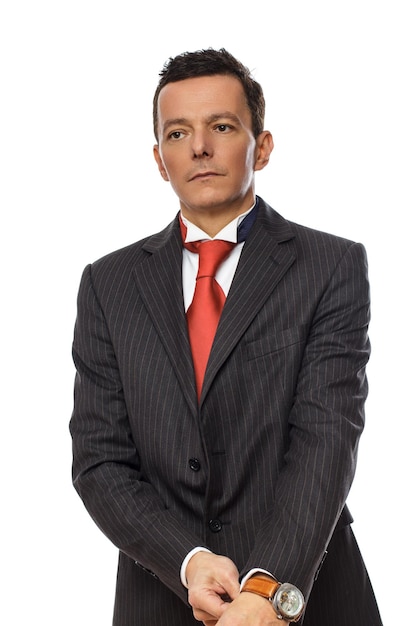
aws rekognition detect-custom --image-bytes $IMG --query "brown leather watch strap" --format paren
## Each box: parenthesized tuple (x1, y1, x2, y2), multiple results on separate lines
(241, 574, 281, 600)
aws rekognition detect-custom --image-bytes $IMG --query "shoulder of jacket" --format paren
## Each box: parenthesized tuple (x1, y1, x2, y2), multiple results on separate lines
(89, 215, 180, 276)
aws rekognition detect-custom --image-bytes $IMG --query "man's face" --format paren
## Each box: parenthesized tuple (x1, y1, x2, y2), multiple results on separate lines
(153, 74, 271, 222)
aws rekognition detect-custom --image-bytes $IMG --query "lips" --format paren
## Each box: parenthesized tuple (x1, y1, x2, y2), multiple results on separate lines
(189, 170, 222, 181)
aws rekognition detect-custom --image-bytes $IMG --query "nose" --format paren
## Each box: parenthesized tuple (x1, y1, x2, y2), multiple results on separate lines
(191, 129, 212, 159)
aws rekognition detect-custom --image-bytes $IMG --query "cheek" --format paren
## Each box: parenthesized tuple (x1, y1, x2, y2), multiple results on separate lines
(232, 141, 257, 170)
(238, 148, 257, 180)
(159, 157, 186, 194)
(160, 150, 183, 179)
(158, 155, 175, 182)
(160, 164, 170, 181)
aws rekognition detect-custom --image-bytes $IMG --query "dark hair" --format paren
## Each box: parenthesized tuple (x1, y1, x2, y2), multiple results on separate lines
(153, 48, 265, 140)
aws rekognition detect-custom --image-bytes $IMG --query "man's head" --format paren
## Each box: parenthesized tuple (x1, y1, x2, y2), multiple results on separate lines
(152, 49, 273, 232)
(153, 48, 265, 141)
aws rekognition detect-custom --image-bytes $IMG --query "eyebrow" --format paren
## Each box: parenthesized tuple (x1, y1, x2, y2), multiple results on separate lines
(162, 111, 242, 135)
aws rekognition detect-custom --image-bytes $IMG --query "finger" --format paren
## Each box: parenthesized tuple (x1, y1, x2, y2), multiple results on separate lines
(194, 608, 217, 623)
(188, 585, 228, 619)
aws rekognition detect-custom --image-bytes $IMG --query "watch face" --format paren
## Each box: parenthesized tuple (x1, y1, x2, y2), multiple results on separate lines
(273, 583, 304, 619)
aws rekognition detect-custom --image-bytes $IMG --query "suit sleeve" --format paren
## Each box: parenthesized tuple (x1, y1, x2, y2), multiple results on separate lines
(242, 241, 371, 598)
(69, 264, 201, 602)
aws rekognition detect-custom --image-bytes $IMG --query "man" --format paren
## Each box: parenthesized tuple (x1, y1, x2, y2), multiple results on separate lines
(70, 48, 382, 625)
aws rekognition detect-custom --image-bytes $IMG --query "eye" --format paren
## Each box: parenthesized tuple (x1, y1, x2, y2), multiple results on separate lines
(215, 124, 232, 133)
(168, 130, 185, 140)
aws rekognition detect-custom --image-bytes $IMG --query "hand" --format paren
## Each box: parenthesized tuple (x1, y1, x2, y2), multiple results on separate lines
(212, 592, 289, 626)
(185, 551, 240, 623)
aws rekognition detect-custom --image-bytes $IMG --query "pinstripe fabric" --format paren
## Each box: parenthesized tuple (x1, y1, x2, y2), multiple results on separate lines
(70, 197, 382, 625)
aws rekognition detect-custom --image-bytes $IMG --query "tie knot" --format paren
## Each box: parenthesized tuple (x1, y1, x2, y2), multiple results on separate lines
(194, 240, 235, 278)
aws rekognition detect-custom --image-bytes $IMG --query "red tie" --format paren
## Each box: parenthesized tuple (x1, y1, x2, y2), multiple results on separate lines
(181, 224, 234, 400)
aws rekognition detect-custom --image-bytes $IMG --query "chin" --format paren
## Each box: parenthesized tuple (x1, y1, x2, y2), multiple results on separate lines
(190, 191, 243, 211)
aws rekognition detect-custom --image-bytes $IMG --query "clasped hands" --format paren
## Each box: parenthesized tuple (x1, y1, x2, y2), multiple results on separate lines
(186, 551, 288, 626)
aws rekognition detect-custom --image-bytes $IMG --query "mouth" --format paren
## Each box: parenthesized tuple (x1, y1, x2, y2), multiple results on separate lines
(189, 171, 222, 182)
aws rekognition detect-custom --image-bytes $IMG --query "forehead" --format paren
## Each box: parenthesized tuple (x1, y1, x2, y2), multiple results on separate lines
(157, 74, 250, 125)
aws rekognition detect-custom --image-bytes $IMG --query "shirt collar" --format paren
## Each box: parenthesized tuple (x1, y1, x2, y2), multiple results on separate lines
(180, 202, 256, 244)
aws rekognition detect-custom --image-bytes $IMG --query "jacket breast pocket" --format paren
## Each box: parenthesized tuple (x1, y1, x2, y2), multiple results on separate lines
(246, 325, 308, 361)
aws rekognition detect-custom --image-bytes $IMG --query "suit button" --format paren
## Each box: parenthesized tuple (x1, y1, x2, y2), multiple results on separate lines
(189, 458, 201, 472)
(209, 518, 222, 533)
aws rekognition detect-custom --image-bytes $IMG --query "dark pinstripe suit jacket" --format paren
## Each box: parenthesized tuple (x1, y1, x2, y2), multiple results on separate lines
(70, 197, 382, 625)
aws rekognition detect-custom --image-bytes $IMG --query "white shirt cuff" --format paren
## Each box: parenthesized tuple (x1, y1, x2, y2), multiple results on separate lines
(180, 547, 212, 588)
(240, 568, 277, 590)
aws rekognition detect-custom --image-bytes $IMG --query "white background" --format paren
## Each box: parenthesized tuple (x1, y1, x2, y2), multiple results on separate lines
(1, 1, 416, 624)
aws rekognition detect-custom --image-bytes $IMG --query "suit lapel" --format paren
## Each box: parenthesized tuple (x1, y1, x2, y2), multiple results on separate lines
(132, 218, 197, 415)
(201, 201, 296, 403)
(131, 202, 296, 411)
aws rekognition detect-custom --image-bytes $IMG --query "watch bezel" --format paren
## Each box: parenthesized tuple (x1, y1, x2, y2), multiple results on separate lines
(272, 582, 305, 621)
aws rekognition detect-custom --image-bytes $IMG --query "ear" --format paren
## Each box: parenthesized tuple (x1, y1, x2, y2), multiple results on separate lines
(254, 131, 274, 172)
(153, 144, 169, 181)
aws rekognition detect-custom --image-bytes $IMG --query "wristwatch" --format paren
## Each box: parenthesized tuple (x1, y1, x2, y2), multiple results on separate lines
(241, 574, 305, 622)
